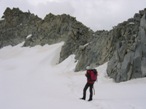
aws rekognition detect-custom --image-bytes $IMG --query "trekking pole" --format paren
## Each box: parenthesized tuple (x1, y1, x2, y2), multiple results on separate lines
(93, 79, 97, 95)
(93, 87, 95, 95)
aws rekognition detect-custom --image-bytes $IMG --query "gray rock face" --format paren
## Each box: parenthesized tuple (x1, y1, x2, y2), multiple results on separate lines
(74, 9, 141, 72)
(0, 8, 89, 48)
(75, 30, 114, 71)
(0, 7, 42, 47)
(107, 9, 146, 82)
(59, 21, 94, 63)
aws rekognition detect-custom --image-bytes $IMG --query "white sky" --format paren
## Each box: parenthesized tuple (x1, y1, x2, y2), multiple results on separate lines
(0, 0, 146, 31)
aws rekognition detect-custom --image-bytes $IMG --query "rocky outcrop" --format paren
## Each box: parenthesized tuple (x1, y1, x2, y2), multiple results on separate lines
(74, 8, 146, 83)
(74, 30, 114, 71)
(0, 7, 42, 47)
(59, 24, 94, 63)
(74, 11, 141, 72)
(23, 13, 79, 46)
(0, 7, 91, 48)
(107, 9, 146, 82)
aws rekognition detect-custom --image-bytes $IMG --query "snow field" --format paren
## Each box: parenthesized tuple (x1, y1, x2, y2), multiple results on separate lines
(0, 42, 146, 109)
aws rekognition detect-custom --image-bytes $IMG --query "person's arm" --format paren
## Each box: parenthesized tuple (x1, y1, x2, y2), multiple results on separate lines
(85, 72, 88, 77)
(85, 71, 90, 79)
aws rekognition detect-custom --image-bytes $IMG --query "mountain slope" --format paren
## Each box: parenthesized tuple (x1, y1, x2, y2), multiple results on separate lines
(0, 43, 146, 109)
(1, 7, 146, 82)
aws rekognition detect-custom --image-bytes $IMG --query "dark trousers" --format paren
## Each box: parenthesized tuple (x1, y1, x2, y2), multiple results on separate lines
(82, 83, 94, 100)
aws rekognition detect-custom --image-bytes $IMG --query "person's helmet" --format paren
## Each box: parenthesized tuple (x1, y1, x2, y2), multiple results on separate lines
(86, 66, 92, 70)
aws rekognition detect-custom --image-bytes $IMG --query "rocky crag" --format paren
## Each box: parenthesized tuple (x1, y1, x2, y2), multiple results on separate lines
(0, 7, 92, 48)
(0, 7, 146, 82)
(107, 9, 146, 82)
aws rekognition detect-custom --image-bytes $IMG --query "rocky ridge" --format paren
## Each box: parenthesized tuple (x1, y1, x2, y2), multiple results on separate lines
(0, 8, 91, 48)
(0, 7, 146, 82)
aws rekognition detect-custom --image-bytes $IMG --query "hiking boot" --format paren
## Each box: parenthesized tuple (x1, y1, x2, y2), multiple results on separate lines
(88, 98, 92, 101)
(80, 97, 85, 100)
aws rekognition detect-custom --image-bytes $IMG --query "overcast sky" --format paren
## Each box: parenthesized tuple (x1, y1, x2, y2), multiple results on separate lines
(0, 0, 146, 31)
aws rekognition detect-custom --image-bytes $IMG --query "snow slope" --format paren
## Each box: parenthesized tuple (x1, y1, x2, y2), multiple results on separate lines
(0, 42, 146, 109)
